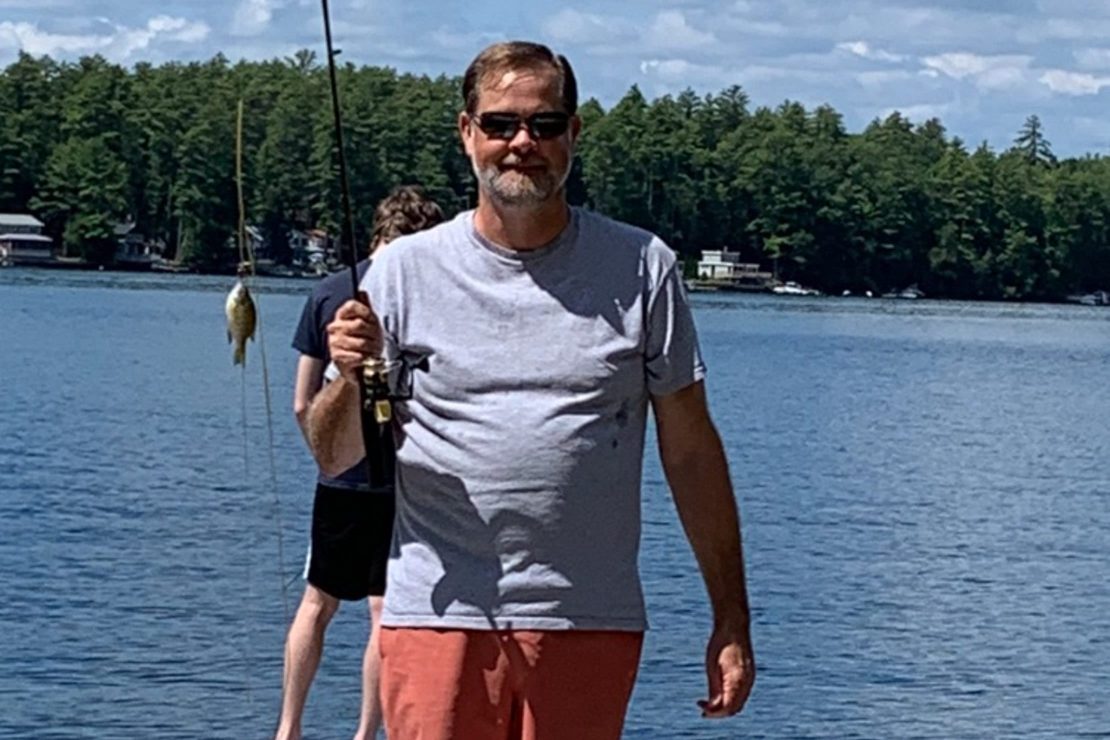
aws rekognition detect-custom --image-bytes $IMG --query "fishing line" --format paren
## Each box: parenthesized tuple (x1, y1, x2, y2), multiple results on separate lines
(234, 98, 258, 721)
(255, 309, 291, 627)
(233, 99, 294, 729)
(235, 99, 292, 627)
(241, 368, 249, 478)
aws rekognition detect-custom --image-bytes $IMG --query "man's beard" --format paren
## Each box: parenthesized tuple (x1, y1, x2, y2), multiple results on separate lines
(473, 157, 571, 207)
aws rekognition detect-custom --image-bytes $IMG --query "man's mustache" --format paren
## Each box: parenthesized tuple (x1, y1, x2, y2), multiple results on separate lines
(499, 156, 548, 168)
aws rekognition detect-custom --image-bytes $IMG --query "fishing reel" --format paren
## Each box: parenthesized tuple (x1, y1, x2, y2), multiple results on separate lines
(359, 358, 398, 491)
(361, 358, 393, 424)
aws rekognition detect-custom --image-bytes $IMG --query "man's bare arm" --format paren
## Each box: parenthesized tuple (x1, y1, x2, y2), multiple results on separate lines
(652, 380, 755, 718)
(305, 297, 383, 477)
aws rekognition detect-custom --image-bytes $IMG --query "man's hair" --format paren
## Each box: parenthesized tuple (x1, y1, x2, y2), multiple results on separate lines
(369, 186, 445, 253)
(462, 41, 578, 116)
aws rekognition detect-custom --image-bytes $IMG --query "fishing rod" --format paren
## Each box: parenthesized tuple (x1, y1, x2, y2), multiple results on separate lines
(320, 0, 395, 491)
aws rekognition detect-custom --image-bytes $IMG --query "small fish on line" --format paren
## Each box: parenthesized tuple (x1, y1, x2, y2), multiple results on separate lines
(226, 279, 257, 366)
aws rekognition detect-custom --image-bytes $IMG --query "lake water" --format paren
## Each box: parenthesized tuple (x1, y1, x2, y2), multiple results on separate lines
(1, 268, 1108, 739)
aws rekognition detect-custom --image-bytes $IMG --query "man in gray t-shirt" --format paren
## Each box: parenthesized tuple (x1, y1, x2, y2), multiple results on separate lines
(364, 205, 703, 633)
(310, 41, 755, 740)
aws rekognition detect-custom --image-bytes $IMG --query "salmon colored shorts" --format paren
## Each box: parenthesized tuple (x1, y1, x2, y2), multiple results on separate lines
(380, 627, 644, 740)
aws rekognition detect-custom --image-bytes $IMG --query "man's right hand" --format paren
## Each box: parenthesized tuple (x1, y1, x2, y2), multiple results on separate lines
(326, 293, 383, 383)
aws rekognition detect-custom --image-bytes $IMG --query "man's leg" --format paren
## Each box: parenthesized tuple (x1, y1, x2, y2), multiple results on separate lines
(519, 630, 644, 740)
(380, 627, 514, 740)
(352, 596, 384, 740)
(275, 584, 340, 740)
(380, 628, 641, 740)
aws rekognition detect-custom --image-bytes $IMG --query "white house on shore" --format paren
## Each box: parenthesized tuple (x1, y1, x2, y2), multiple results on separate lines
(694, 248, 774, 291)
(0, 214, 54, 266)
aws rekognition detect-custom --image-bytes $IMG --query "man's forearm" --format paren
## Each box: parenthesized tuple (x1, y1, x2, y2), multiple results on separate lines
(305, 376, 364, 477)
(663, 429, 751, 632)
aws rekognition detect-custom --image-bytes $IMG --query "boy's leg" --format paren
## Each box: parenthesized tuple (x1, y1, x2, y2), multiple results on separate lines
(275, 584, 340, 740)
(353, 492, 393, 740)
(353, 597, 385, 740)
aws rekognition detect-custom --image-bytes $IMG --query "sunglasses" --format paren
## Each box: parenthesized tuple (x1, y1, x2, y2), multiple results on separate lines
(472, 111, 571, 141)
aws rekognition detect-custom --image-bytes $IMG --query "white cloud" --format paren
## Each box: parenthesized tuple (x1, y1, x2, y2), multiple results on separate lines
(232, 0, 280, 37)
(1039, 69, 1110, 95)
(542, 8, 715, 57)
(0, 16, 209, 59)
(921, 52, 1032, 90)
(921, 52, 1026, 79)
(147, 16, 210, 44)
(725, 2, 1018, 49)
(640, 57, 725, 84)
(643, 10, 717, 52)
(917, 50, 1110, 97)
(1074, 48, 1110, 70)
(977, 66, 1032, 91)
(836, 41, 905, 63)
(0, 22, 100, 56)
(541, 9, 618, 46)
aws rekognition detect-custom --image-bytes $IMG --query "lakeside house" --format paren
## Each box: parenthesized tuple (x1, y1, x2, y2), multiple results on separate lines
(691, 248, 775, 291)
(114, 220, 169, 270)
(289, 227, 337, 276)
(0, 214, 54, 266)
(223, 223, 269, 266)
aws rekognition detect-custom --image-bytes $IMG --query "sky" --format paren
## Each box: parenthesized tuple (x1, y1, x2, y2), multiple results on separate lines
(1, 0, 1109, 156)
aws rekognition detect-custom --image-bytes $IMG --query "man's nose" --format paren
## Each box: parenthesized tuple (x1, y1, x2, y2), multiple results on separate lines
(507, 122, 537, 151)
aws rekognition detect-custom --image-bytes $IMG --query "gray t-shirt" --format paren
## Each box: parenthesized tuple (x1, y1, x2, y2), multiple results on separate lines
(363, 207, 705, 631)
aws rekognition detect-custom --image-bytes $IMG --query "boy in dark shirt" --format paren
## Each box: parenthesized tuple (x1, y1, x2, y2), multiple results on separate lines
(277, 186, 443, 740)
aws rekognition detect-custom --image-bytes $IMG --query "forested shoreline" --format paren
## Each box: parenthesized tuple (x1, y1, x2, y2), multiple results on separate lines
(1, 51, 1107, 300)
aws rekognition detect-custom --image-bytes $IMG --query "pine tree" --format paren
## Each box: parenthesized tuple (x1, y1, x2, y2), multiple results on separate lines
(1013, 115, 1056, 166)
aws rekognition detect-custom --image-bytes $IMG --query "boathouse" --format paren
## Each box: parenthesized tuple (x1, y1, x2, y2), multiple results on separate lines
(0, 214, 54, 266)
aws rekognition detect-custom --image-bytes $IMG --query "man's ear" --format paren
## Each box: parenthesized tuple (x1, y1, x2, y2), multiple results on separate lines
(569, 115, 583, 145)
(459, 111, 475, 158)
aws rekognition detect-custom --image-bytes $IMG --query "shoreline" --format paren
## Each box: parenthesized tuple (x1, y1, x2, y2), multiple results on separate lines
(2, 264, 1107, 309)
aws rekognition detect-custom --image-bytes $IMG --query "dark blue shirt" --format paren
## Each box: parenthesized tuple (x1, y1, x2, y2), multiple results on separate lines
(292, 260, 382, 492)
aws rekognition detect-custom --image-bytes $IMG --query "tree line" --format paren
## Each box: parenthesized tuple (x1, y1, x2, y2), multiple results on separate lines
(1, 51, 1107, 299)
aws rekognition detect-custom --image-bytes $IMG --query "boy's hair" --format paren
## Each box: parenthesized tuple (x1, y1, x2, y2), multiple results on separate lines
(369, 186, 445, 253)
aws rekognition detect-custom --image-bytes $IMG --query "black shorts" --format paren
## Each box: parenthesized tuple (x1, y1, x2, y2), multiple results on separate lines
(304, 483, 395, 601)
